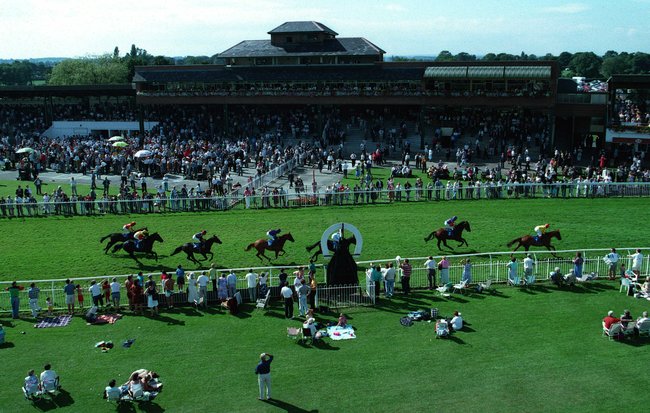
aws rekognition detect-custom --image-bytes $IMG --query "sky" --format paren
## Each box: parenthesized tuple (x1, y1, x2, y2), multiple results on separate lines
(1, 0, 649, 59)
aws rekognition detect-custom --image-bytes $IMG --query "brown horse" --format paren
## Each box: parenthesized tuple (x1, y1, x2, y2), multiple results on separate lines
(424, 220, 471, 250)
(245, 232, 295, 261)
(100, 227, 147, 254)
(507, 230, 562, 256)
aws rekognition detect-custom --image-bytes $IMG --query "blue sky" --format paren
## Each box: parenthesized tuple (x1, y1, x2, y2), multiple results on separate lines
(1, 0, 648, 59)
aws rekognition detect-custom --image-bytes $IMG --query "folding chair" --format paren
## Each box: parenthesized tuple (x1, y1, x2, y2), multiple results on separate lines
(436, 283, 453, 297)
(256, 290, 271, 312)
(477, 279, 494, 294)
(602, 322, 623, 341)
(452, 280, 468, 295)
(40, 378, 60, 397)
(22, 384, 40, 401)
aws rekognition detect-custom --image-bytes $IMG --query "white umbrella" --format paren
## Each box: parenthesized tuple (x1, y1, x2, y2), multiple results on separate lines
(108, 136, 124, 142)
(16, 147, 34, 154)
(134, 149, 153, 158)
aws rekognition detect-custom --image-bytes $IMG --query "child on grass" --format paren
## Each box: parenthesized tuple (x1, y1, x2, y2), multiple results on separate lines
(46, 297, 54, 316)
(76, 285, 84, 308)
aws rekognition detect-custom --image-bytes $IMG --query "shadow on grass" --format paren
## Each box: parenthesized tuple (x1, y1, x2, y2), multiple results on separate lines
(144, 314, 185, 326)
(136, 401, 166, 413)
(264, 398, 319, 412)
(32, 389, 75, 411)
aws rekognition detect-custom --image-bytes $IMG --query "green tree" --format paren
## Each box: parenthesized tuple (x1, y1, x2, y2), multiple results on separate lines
(631, 52, 650, 74)
(182, 55, 213, 65)
(435, 50, 454, 61)
(557, 52, 573, 69)
(455, 52, 476, 61)
(48, 56, 129, 85)
(481, 53, 497, 61)
(568, 52, 602, 78)
(601, 53, 632, 77)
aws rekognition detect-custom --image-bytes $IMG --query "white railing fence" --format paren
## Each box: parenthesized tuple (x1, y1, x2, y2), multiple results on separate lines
(1, 248, 646, 313)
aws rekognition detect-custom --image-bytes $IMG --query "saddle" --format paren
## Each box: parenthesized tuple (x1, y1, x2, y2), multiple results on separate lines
(447, 229, 454, 237)
(193, 243, 202, 251)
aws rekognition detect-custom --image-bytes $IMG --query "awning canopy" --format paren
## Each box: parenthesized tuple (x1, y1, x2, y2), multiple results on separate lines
(424, 65, 552, 80)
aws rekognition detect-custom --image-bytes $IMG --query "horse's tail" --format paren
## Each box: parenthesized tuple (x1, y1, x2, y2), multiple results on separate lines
(507, 237, 520, 248)
(245, 243, 255, 251)
(112, 243, 123, 253)
(170, 246, 183, 256)
(100, 234, 110, 243)
(305, 241, 318, 252)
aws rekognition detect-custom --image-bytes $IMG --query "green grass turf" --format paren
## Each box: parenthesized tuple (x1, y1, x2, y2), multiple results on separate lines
(0, 197, 647, 280)
(1, 283, 649, 412)
(1, 192, 649, 412)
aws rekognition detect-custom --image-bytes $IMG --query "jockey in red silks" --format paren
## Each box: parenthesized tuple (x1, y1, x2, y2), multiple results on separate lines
(122, 221, 137, 239)
(134, 229, 148, 249)
(444, 216, 458, 236)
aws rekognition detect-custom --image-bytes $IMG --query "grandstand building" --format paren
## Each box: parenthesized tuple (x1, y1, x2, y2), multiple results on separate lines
(1, 21, 648, 159)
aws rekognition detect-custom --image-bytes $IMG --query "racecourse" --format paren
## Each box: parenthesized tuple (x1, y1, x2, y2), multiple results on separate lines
(1, 191, 649, 412)
(0, 195, 647, 280)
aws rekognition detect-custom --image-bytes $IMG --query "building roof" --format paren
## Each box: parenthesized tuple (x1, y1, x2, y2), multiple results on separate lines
(268, 21, 338, 35)
(424, 65, 552, 80)
(134, 65, 424, 84)
(218, 38, 384, 58)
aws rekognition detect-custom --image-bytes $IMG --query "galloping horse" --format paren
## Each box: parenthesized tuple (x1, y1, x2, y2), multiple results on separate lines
(507, 230, 562, 256)
(245, 232, 295, 262)
(305, 236, 356, 261)
(170, 235, 223, 265)
(111, 232, 164, 263)
(99, 228, 147, 254)
(424, 220, 472, 251)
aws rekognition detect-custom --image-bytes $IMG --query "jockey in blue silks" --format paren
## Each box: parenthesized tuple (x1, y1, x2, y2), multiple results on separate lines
(444, 216, 458, 236)
(267, 229, 281, 246)
(192, 230, 207, 249)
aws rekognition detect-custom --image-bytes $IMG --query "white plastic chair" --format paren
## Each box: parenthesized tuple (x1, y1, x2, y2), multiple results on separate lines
(436, 283, 452, 297)
(478, 279, 493, 293)
(637, 320, 650, 337)
(620, 278, 631, 293)
(256, 290, 271, 311)
(602, 322, 623, 340)
(452, 280, 468, 295)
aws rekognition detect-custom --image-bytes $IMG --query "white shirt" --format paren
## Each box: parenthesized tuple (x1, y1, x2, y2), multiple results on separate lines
(40, 369, 57, 384)
(89, 283, 101, 297)
(245, 272, 258, 288)
(293, 276, 303, 289)
(110, 282, 120, 293)
(605, 252, 619, 264)
(630, 252, 643, 270)
(280, 286, 293, 298)
(197, 274, 209, 288)
(450, 315, 463, 331)
(523, 257, 534, 270)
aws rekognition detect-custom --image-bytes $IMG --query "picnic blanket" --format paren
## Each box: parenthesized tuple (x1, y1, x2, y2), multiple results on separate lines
(34, 315, 72, 328)
(326, 325, 356, 340)
(90, 314, 123, 325)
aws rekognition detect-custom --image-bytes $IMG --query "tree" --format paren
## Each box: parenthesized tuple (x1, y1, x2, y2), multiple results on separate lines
(631, 52, 650, 74)
(601, 53, 632, 77)
(48, 56, 129, 85)
(455, 52, 476, 61)
(435, 51, 454, 61)
(557, 52, 573, 69)
(113, 46, 120, 59)
(568, 52, 602, 78)
(481, 53, 497, 62)
(182, 55, 213, 65)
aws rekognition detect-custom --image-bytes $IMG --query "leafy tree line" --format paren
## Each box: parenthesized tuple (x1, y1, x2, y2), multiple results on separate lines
(393, 50, 650, 79)
(0, 60, 52, 86)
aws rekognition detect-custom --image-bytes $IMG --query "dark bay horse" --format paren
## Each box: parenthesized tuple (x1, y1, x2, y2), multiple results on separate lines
(507, 230, 562, 256)
(245, 232, 295, 261)
(424, 220, 472, 251)
(170, 235, 223, 265)
(111, 232, 164, 263)
(305, 236, 356, 261)
(100, 228, 147, 254)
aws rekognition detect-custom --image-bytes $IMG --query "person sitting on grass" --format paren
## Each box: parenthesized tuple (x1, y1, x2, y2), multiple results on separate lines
(549, 267, 563, 287)
(103, 379, 121, 400)
(450, 311, 463, 331)
(337, 313, 348, 327)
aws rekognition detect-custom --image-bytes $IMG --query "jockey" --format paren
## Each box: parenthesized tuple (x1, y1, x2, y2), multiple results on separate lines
(266, 228, 281, 246)
(192, 230, 207, 249)
(134, 229, 149, 249)
(331, 230, 342, 251)
(534, 224, 550, 240)
(122, 221, 137, 238)
(444, 216, 458, 236)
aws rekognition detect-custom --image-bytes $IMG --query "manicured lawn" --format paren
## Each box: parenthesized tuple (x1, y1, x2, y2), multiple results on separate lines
(1, 281, 648, 412)
(1, 192, 649, 412)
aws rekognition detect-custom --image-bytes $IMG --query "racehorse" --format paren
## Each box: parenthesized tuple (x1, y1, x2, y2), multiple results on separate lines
(170, 235, 223, 265)
(305, 236, 357, 261)
(99, 228, 147, 254)
(424, 220, 472, 251)
(245, 232, 295, 262)
(111, 232, 164, 263)
(507, 230, 562, 256)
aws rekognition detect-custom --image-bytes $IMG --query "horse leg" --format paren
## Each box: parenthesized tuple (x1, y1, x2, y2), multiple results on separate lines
(437, 238, 443, 251)
(443, 238, 453, 250)
(104, 240, 114, 254)
(546, 244, 559, 258)
(513, 242, 522, 252)
(457, 237, 467, 247)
